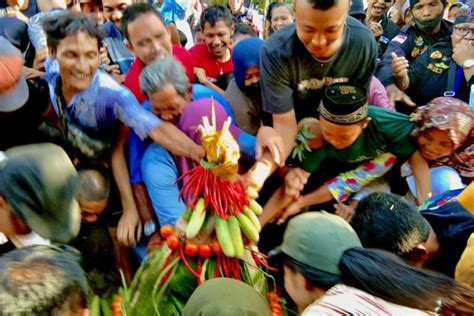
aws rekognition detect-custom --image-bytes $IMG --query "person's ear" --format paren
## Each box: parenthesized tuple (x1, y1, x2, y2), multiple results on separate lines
(0, 195, 7, 208)
(124, 39, 136, 56)
(185, 88, 193, 102)
(404, 244, 429, 267)
(304, 277, 315, 291)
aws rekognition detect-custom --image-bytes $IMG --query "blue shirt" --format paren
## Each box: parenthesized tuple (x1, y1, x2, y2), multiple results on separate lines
(102, 21, 135, 74)
(44, 61, 161, 158)
(128, 84, 251, 184)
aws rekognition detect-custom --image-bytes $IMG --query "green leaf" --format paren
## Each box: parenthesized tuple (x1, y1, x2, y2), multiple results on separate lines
(302, 140, 311, 152)
(302, 131, 315, 139)
(291, 149, 297, 159)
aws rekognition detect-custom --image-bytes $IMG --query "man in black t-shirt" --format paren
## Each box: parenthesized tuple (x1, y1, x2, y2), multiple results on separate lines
(246, 0, 377, 189)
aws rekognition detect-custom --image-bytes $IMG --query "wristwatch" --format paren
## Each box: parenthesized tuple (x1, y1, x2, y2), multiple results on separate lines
(144, 220, 157, 237)
(462, 59, 474, 69)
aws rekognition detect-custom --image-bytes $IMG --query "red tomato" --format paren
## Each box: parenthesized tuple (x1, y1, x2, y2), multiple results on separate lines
(160, 224, 174, 239)
(210, 240, 222, 256)
(185, 241, 198, 257)
(166, 235, 180, 250)
(198, 244, 212, 258)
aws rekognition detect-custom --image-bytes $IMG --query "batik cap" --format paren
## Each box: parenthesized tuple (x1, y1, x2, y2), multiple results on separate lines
(410, 97, 472, 149)
(319, 83, 368, 125)
(0, 36, 29, 112)
(270, 212, 362, 276)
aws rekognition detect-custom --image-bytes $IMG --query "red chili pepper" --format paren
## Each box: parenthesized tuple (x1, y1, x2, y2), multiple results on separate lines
(222, 255, 230, 277)
(179, 246, 201, 279)
(160, 252, 175, 285)
(215, 256, 222, 277)
(197, 257, 203, 285)
(203, 171, 210, 209)
(231, 258, 241, 280)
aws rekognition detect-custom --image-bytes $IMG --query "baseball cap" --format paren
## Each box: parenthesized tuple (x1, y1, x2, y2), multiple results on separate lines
(318, 83, 368, 125)
(269, 212, 362, 276)
(0, 143, 81, 243)
(0, 36, 29, 112)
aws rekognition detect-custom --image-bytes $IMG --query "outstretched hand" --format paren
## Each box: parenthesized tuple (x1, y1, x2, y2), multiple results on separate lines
(255, 126, 285, 167)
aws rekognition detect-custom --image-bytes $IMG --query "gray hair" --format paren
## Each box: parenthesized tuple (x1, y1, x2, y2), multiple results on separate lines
(0, 244, 90, 314)
(76, 168, 110, 202)
(140, 57, 190, 97)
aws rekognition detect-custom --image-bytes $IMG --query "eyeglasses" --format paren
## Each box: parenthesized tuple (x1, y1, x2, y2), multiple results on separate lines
(454, 26, 474, 37)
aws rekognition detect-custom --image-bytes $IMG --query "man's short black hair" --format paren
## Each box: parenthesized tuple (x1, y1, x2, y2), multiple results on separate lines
(233, 22, 257, 38)
(200, 5, 234, 29)
(42, 12, 104, 53)
(297, 0, 346, 11)
(351, 192, 431, 256)
(121, 3, 166, 41)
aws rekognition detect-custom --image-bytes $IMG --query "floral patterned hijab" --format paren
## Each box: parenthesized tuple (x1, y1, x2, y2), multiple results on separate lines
(411, 97, 474, 179)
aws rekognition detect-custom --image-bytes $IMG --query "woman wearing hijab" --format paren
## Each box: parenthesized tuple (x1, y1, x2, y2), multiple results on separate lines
(406, 97, 474, 185)
(224, 37, 266, 135)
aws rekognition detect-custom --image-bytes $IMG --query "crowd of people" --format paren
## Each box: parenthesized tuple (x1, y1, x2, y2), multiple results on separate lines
(0, 0, 473, 314)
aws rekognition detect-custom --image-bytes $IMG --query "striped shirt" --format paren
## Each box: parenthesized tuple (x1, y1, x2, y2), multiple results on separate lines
(303, 285, 433, 316)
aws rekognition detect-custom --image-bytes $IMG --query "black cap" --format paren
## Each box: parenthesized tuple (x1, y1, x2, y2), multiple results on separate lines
(319, 83, 368, 125)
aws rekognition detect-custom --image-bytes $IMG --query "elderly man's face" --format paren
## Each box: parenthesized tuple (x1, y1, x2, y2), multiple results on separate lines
(53, 31, 100, 95)
(148, 84, 189, 123)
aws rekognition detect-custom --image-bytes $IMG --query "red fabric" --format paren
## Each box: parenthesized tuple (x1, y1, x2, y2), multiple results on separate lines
(173, 45, 194, 84)
(188, 43, 233, 83)
(123, 45, 194, 104)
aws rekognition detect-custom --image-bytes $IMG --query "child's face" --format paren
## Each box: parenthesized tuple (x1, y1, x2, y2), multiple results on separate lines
(319, 117, 367, 149)
(417, 128, 454, 161)
(202, 20, 233, 59)
(78, 198, 107, 223)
